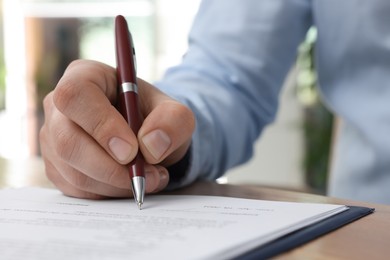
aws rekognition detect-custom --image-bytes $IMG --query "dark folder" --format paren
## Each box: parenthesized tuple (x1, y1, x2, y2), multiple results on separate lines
(237, 206, 375, 260)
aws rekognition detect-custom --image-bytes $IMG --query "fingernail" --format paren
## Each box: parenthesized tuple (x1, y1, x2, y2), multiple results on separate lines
(159, 168, 169, 183)
(142, 129, 171, 160)
(108, 137, 133, 162)
(156, 168, 169, 192)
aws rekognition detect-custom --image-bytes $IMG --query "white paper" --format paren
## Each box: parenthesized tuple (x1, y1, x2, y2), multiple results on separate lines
(0, 187, 347, 260)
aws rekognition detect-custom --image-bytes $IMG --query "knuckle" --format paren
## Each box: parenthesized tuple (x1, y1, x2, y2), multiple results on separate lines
(45, 169, 61, 189)
(105, 164, 128, 188)
(54, 129, 80, 163)
(68, 59, 84, 69)
(52, 60, 90, 113)
(52, 77, 81, 114)
(39, 125, 48, 149)
(180, 104, 196, 131)
(69, 170, 91, 190)
(88, 109, 117, 142)
(90, 108, 119, 147)
(42, 92, 54, 113)
(166, 101, 196, 132)
(44, 160, 58, 184)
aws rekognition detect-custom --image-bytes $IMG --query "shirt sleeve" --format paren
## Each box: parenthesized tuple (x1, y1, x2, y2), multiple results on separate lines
(155, 0, 313, 188)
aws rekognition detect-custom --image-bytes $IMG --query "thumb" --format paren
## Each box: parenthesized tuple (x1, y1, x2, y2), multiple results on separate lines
(137, 79, 195, 166)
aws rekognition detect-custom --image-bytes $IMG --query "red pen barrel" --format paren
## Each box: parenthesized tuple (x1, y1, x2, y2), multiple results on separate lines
(118, 91, 142, 136)
(115, 15, 137, 85)
(118, 90, 145, 178)
(115, 15, 145, 208)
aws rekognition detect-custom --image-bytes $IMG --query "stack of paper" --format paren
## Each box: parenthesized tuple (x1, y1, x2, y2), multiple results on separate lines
(0, 187, 348, 260)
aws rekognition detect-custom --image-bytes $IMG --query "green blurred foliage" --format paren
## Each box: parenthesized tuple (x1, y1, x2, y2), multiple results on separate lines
(296, 27, 334, 194)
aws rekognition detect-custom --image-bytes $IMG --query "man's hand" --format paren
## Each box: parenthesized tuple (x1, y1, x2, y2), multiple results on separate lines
(40, 60, 195, 199)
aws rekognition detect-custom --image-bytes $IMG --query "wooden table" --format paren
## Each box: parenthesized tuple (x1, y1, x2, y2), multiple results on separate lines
(1, 157, 389, 259)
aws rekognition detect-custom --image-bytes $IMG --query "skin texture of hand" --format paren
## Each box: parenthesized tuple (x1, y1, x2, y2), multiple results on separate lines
(39, 60, 195, 199)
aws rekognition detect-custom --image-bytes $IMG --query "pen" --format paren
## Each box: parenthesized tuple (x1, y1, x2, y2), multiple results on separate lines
(115, 15, 145, 210)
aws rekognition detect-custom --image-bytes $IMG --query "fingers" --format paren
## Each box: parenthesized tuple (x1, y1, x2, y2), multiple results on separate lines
(43, 91, 126, 187)
(143, 165, 170, 194)
(43, 154, 169, 199)
(43, 154, 168, 199)
(137, 79, 196, 166)
(40, 90, 169, 198)
(53, 60, 195, 167)
(43, 159, 116, 200)
(53, 60, 138, 164)
(40, 59, 193, 200)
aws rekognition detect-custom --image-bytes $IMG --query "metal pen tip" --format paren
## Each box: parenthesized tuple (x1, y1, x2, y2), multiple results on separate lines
(131, 176, 145, 210)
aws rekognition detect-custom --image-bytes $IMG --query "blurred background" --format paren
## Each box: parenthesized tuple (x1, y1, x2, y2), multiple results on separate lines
(0, 0, 333, 194)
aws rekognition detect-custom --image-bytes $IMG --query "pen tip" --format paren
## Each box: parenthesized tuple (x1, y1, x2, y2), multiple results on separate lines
(138, 202, 142, 210)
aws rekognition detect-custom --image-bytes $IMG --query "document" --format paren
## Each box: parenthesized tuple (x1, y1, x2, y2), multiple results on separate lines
(0, 187, 348, 260)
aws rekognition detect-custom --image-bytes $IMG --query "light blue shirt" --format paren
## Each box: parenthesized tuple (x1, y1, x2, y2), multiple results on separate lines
(156, 0, 390, 204)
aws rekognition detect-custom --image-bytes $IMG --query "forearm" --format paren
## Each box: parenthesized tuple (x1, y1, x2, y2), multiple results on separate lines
(156, 0, 312, 187)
